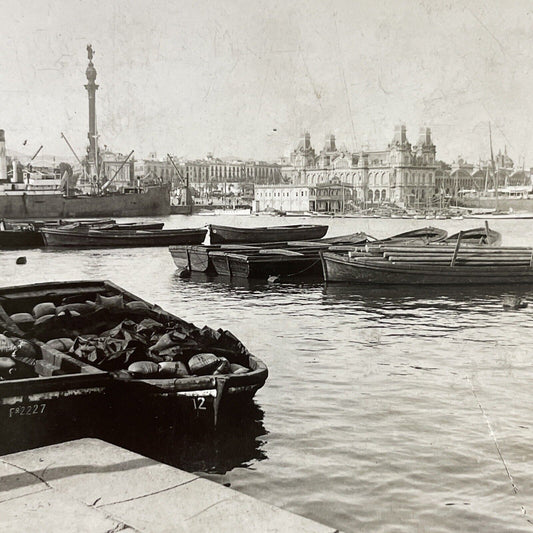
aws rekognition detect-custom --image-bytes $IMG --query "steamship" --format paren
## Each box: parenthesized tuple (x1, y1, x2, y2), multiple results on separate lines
(0, 46, 171, 220)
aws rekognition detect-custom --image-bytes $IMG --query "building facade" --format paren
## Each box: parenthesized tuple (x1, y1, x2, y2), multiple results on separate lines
(253, 180, 355, 213)
(282, 126, 438, 208)
(254, 184, 311, 212)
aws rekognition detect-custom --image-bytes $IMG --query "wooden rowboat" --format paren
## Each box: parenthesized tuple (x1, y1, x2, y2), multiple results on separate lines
(0, 219, 164, 249)
(209, 224, 328, 244)
(210, 250, 324, 278)
(380, 226, 447, 244)
(169, 232, 374, 277)
(42, 227, 207, 247)
(441, 226, 502, 246)
(320, 247, 533, 285)
(0, 280, 267, 431)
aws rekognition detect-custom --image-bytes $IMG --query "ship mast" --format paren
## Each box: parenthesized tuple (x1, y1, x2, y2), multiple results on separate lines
(489, 123, 499, 212)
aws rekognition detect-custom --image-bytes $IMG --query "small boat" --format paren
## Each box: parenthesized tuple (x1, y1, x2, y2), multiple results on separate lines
(0, 218, 163, 249)
(321, 244, 533, 285)
(380, 226, 447, 244)
(169, 244, 259, 274)
(0, 280, 112, 452)
(105, 222, 165, 231)
(441, 227, 502, 246)
(0, 221, 44, 248)
(210, 249, 324, 278)
(42, 226, 207, 247)
(0, 280, 268, 431)
(209, 224, 328, 244)
(439, 222, 501, 246)
(169, 233, 374, 278)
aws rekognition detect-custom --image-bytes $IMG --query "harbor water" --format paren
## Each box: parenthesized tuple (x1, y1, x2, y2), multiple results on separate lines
(3, 214, 533, 532)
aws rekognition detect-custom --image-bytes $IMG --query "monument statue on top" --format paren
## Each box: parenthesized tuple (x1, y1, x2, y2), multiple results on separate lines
(85, 44, 98, 183)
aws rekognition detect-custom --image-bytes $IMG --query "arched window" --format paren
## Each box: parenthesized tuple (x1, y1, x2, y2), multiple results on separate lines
(381, 189, 386, 201)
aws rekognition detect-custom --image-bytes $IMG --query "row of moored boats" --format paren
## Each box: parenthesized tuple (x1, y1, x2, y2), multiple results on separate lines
(170, 223, 533, 285)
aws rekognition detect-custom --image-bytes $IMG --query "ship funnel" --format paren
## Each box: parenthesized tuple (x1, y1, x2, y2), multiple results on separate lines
(0, 130, 6, 182)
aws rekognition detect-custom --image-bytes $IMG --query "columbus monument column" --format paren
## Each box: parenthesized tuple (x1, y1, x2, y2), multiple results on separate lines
(84, 44, 99, 179)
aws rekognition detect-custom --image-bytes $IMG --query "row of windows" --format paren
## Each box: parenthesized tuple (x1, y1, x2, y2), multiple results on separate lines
(257, 190, 308, 198)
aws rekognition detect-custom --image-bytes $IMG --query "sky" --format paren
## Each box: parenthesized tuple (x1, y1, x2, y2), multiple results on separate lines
(1, 0, 533, 166)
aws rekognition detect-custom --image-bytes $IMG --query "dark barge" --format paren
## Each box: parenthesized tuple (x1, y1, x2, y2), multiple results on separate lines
(0, 280, 268, 442)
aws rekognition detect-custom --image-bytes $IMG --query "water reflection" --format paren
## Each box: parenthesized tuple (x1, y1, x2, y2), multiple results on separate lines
(173, 270, 324, 294)
(322, 282, 533, 308)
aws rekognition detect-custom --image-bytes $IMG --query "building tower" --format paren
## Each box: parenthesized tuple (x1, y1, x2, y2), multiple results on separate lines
(84, 44, 99, 179)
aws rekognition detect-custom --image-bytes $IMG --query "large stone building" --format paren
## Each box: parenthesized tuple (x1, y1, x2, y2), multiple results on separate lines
(282, 125, 438, 208)
(134, 154, 280, 188)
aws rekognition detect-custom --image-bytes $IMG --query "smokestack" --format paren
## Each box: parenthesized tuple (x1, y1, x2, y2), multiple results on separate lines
(0, 130, 6, 182)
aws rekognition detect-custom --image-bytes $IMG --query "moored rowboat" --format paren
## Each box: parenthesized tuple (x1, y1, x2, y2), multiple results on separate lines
(440, 224, 501, 246)
(209, 224, 328, 244)
(321, 246, 533, 285)
(379, 226, 447, 244)
(0, 280, 267, 431)
(42, 227, 207, 247)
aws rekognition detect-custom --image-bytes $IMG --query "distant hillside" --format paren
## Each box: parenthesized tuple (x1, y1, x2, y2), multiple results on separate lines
(7, 149, 77, 167)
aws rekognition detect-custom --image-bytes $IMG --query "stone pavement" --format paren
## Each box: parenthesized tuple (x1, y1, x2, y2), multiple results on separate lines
(0, 438, 340, 533)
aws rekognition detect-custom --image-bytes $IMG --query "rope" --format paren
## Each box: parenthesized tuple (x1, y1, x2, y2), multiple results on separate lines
(284, 259, 322, 278)
(467, 377, 533, 526)
(466, 377, 533, 525)
(468, 376, 518, 494)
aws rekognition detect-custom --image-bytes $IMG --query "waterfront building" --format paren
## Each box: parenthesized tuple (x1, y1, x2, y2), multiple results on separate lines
(135, 155, 280, 188)
(282, 126, 437, 208)
(253, 180, 355, 213)
(254, 184, 311, 213)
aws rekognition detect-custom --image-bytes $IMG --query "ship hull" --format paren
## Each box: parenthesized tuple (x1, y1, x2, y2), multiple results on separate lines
(0, 185, 171, 219)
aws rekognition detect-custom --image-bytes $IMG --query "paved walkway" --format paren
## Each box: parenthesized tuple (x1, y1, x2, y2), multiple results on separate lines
(0, 438, 340, 533)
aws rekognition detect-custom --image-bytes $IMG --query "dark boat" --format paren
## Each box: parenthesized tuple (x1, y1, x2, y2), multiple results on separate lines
(42, 226, 207, 247)
(0, 280, 268, 430)
(0, 280, 111, 452)
(440, 226, 501, 246)
(0, 222, 44, 248)
(380, 226, 447, 244)
(320, 245, 533, 285)
(209, 224, 329, 244)
(102, 221, 165, 231)
(169, 244, 259, 273)
(210, 249, 324, 278)
(0, 218, 161, 249)
(170, 232, 373, 277)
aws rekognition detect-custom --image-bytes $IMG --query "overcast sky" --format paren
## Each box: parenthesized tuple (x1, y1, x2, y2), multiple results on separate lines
(1, 0, 533, 166)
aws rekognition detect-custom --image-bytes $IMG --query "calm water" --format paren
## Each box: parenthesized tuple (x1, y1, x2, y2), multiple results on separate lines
(3, 214, 533, 532)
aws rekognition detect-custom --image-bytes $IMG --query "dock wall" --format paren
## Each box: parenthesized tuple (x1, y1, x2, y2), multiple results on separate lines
(0, 438, 340, 533)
